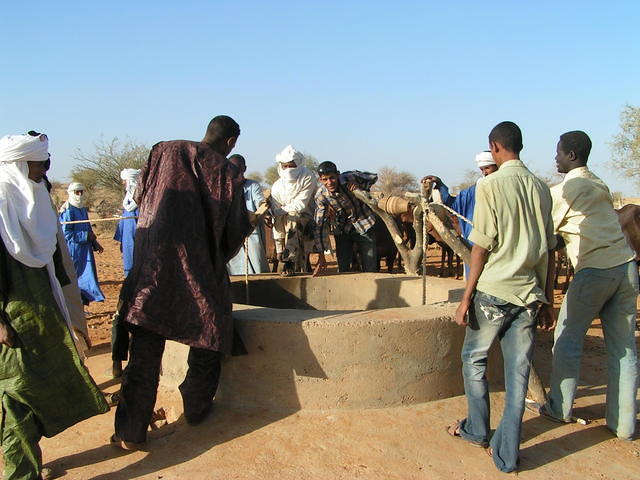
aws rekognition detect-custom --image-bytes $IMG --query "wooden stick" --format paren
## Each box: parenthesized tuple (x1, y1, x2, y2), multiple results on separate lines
(60, 216, 138, 225)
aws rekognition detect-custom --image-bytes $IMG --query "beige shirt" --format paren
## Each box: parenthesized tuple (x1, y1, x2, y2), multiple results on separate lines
(469, 160, 556, 306)
(551, 166, 633, 273)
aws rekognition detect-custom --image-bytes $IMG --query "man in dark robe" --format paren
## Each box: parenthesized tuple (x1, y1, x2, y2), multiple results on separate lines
(112, 115, 251, 448)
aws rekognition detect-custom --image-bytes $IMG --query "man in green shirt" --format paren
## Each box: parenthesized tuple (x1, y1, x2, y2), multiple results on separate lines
(446, 122, 556, 473)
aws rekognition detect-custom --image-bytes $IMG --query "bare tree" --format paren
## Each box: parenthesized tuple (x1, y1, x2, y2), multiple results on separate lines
(610, 105, 640, 189)
(69, 138, 149, 216)
(246, 171, 264, 185)
(454, 169, 481, 192)
(71, 137, 149, 194)
(372, 166, 418, 195)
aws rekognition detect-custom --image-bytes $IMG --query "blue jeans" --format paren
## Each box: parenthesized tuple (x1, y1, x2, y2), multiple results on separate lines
(460, 291, 540, 473)
(545, 261, 639, 440)
(334, 228, 377, 272)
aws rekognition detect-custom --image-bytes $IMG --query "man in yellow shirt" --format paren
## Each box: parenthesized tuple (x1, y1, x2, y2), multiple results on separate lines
(538, 131, 638, 440)
(447, 122, 556, 474)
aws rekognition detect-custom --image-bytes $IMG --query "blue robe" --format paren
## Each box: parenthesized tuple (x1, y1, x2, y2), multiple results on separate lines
(437, 183, 476, 240)
(227, 179, 269, 275)
(59, 205, 105, 304)
(114, 208, 138, 277)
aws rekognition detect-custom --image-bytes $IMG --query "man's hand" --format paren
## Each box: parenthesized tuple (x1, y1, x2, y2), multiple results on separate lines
(421, 175, 442, 188)
(346, 182, 358, 192)
(93, 240, 104, 254)
(0, 319, 15, 348)
(454, 297, 472, 327)
(312, 252, 327, 277)
(537, 303, 556, 331)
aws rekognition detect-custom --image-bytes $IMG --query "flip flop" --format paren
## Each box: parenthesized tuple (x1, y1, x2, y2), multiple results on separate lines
(445, 420, 489, 448)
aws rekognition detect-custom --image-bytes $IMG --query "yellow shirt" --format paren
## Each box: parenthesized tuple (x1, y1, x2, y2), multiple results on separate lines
(469, 160, 556, 306)
(551, 166, 633, 273)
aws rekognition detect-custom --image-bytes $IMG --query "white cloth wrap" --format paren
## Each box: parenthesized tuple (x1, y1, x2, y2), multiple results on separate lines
(65, 182, 86, 209)
(120, 168, 140, 212)
(475, 151, 496, 168)
(270, 166, 318, 239)
(0, 134, 77, 342)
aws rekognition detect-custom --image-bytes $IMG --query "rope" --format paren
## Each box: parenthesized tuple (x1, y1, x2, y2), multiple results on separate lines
(430, 201, 474, 227)
(244, 237, 250, 304)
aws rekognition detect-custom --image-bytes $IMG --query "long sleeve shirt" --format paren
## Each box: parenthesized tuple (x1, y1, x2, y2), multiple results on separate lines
(313, 171, 377, 251)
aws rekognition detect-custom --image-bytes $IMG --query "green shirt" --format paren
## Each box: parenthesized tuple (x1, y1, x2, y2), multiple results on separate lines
(469, 160, 556, 306)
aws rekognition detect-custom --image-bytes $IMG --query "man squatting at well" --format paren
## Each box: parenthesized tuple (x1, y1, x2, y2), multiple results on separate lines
(268, 145, 318, 274)
(312, 161, 378, 275)
(112, 115, 252, 449)
(447, 121, 556, 474)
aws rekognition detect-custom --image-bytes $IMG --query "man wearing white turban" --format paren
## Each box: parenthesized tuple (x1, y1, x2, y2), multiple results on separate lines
(59, 183, 105, 306)
(423, 151, 498, 241)
(0, 133, 108, 480)
(111, 168, 141, 377)
(269, 145, 318, 274)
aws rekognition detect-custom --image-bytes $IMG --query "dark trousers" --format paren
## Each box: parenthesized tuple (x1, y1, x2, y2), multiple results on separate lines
(114, 326, 222, 443)
(334, 228, 377, 273)
(111, 312, 129, 362)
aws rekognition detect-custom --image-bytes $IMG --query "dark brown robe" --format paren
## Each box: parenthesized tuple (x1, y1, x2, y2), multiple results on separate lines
(118, 140, 251, 353)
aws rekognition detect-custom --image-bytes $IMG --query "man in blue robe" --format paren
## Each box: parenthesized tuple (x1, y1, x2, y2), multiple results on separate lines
(59, 183, 105, 306)
(114, 169, 140, 277)
(423, 151, 498, 241)
(423, 152, 498, 278)
(227, 154, 269, 275)
(111, 169, 140, 377)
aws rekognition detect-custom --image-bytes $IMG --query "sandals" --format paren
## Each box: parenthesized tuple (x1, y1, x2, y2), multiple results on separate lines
(445, 420, 489, 448)
(109, 434, 144, 452)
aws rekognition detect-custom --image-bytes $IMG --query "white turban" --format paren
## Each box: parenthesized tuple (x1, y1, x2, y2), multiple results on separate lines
(67, 182, 85, 193)
(120, 168, 141, 182)
(0, 133, 49, 163)
(275, 145, 303, 164)
(475, 151, 496, 168)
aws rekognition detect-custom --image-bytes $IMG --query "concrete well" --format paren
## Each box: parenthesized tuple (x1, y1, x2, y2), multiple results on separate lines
(159, 273, 501, 411)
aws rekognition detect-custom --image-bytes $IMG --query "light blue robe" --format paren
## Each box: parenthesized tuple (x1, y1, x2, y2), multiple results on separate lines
(59, 205, 105, 304)
(114, 208, 138, 277)
(227, 179, 269, 275)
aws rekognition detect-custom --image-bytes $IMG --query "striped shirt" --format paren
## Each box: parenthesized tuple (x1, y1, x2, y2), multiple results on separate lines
(314, 171, 378, 251)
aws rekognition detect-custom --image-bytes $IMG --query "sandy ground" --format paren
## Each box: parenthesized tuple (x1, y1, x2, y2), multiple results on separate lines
(4, 229, 640, 479)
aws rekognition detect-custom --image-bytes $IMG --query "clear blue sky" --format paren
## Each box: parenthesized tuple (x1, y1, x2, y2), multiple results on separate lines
(2, 1, 639, 194)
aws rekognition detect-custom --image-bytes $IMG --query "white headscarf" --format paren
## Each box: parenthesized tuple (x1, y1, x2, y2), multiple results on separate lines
(0, 133, 77, 341)
(0, 134, 58, 268)
(66, 182, 86, 209)
(120, 168, 140, 212)
(475, 151, 496, 168)
(275, 145, 304, 183)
